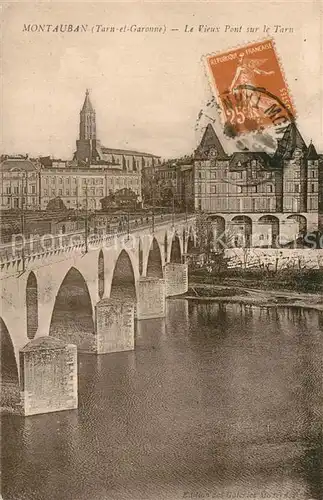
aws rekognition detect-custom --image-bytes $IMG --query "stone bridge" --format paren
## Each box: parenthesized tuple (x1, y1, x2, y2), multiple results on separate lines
(0, 214, 196, 415)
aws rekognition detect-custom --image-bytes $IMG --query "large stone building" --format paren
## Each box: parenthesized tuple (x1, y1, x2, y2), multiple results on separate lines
(0, 156, 41, 210)
(142, 156, 194, 210)
(193, 123, 322, 245)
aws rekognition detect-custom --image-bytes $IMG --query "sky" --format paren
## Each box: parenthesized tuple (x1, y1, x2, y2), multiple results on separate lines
(1, 1, 322, 160)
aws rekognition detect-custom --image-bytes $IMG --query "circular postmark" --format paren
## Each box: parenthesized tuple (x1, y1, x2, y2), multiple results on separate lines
(222, 83, 295, 145)
(195, 84, 297, 161)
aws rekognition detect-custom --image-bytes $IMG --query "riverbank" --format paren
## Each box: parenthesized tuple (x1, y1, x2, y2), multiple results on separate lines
(181, 282, 323, 311)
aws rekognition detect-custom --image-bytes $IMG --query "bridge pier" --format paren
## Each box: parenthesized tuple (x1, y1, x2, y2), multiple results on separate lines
(19, 337, 78, 416)
(93, 298, 135, 354)
(165, 263, 188, 297)
(137, 278, 166, 320)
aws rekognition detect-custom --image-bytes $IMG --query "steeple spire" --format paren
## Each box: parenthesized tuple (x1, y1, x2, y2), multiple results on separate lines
(80, 89, 96, 140)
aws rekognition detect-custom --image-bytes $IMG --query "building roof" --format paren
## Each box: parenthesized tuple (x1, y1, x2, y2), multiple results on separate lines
(0, 158, 38, 172)
(195, 123, 228, 160)
(274, 123, 307, 160)
(229, 151, 272, 168)
(81, 89, 95, 114)
(307, 142, 319, 160)
(101, 147, 160, 158)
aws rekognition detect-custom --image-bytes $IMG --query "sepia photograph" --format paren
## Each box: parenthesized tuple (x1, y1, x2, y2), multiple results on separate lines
(0, 2, 322, 499)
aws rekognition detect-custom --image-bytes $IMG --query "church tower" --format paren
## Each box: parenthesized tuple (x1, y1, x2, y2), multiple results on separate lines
(76, 90, 98, 165)
(79, 89, 96, 140)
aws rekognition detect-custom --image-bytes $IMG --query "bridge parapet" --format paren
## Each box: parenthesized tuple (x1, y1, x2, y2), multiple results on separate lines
(0, 214, 196, 277)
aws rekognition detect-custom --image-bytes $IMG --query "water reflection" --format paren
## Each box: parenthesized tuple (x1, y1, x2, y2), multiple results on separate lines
(1, 302, 322, 500)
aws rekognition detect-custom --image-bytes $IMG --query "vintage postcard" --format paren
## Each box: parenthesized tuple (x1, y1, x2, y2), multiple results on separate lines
(1, 2, 322, 500)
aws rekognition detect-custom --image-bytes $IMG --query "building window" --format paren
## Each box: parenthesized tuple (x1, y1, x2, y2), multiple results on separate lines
(310, 198, 317, 210)
(267, 185, 273, 193)
(58, 189, 63, 196)
(294, 171, 300, 179)
(73, 190, 77, 196)
(294, 184, 300, 193)
(51, 178, 55, 185)
(6, 187, 11, 194)
(212, 172, 217, 179)
(14, 186, 19, 194)
(211, 185, 216, 194)
(312, 170, 316, 178)
(66, 189, 70, 196)
(59, 177, 63, 184)
(251, 199, 256, 211)
(31, 185, 36, 194)
(311, 184, 315, 193)
(198, 172, 202, 179)
(7, 197, 10, 205)
(237, 186, 242, 193)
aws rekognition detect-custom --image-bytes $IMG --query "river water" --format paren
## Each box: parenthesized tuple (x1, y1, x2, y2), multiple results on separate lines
(2, 300, 323, 500)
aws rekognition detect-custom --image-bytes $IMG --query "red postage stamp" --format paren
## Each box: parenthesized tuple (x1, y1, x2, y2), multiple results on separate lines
(205, 39, 296, 137)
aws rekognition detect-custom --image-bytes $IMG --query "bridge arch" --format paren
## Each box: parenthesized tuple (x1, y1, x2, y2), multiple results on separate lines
(286, 214, 307, 238)
(146, 237, 163, 278)
(258, 215, 280, 247)
(26, 271, 38, 340)
(98, 250, 104, 299)
(138, 238, 143, 276)
(49, 266, 95, 348)
(170, 233, 182, 263)
(0, 317, 20, 410)
(187, 229, 195, 254)
(164, 232, 168, 263)
(110, 249, 137, 303)
(230, 215, 252, 248)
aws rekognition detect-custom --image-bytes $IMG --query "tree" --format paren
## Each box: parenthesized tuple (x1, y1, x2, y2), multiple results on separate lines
(46, 197, 67, 211)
